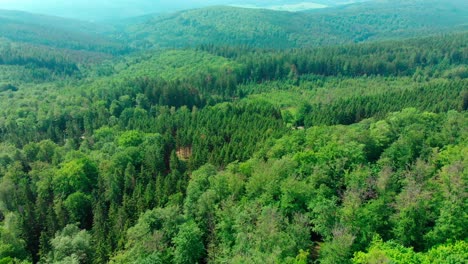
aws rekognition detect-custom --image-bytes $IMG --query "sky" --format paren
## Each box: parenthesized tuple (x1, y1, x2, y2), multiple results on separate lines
(0, 0, 369, 20)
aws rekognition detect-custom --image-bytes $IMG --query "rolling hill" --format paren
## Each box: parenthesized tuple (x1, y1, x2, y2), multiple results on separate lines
(0, 1, 372, 20)
(2, 0, 466, 51)
(0, 9, 128, 54)
(120, 0, 468, 49)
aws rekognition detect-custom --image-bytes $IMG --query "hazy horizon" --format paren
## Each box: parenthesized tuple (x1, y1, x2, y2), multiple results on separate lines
(0, 0, 371, 20)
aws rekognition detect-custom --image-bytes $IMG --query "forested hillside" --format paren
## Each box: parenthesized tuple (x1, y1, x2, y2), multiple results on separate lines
(0, 1, 467, 263)
(0, 1, 384, 21)
(2, 0, 466, 51)
(121, 0, 468, 49)
(0, 10, 128, 54)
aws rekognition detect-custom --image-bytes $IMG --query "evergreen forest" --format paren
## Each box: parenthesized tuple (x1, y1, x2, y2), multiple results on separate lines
(0, 0, 467, 263)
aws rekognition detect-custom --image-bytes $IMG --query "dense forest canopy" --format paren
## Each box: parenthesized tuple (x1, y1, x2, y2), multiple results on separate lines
(0, 0, 467, 263)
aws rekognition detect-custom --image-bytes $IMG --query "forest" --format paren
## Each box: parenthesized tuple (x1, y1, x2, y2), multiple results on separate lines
(0, 0, 467, 263)
(119, 0, 468, 49)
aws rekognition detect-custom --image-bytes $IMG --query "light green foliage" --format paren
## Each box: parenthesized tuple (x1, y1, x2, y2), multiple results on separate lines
(92, 127, 117, 150)
(0, 213, 31, 262)
(424, 145, 467, 247)
(370, 120, 394, 149)
(353, 237, 422, 264)
(218, 205, 311, 263)
(280, 176, 314, 215)
(180, 160, 313, 263)
(353, 238, 468, 264)
(116, 50, 239, 82)
(110, 206, 184, 263)
(53, 158, 98, 196)
(320, 227, 356, 264)
(173, 221, 205, 264)
(425, 240, 468, 264)
(141, 133, 165, 175)
(48, 224, 93, 264)
(391, 169, 432, 250)
(117, 130, 144, 147)
(245, 158, 297, 204)
(183, 164, 218, 224)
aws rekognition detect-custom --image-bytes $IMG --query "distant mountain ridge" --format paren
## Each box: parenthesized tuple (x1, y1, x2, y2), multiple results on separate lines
(0, 9, 127, 53)
(0, 1, 372, 20)
(120, 0, 468, 49)
(0, 0, 466, 52)
(0, 9, 112, 34)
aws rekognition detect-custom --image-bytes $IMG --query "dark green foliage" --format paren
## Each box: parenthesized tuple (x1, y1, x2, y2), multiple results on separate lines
(63, 192, 93, 229)
(0, 83, 17, 92)
(303, 79, 467, 126)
